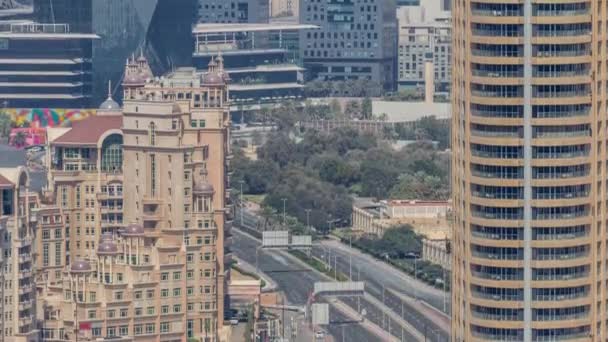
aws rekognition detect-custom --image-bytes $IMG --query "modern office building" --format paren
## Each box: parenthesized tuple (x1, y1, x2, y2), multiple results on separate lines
(0, 21, 97, 108)
(452, 1, 603, 341)
(299, 0, 398, 90)
(271, 0, 298, 18)
(396, 0, 451, 95)
(0, 0, 32, 20)
(197, 0, 268, 24)
(193, 23, 315, 112)
(40, 54, 232, 341)
(33, 0, 92, 33)
(0, 167, 38, 342)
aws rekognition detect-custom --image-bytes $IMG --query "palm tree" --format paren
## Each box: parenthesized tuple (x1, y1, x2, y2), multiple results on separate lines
(0, 111, 10, 138)
(13, 131, 27, 147)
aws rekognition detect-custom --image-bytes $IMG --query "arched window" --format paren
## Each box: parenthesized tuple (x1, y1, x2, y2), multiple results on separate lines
(101, 134, 123, 173)
(148, 122, 156, 146)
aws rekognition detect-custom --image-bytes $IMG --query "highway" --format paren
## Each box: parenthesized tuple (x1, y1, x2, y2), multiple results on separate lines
(233, 227, 427, 341)
(312, 241, 450, 341)
(233, 228, 401, 342)
(236, 208, 451, 341)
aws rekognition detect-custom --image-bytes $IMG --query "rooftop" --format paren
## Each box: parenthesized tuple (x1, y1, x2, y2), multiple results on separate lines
(193, 23, 318, 34)
(53, 115, 122, 146)
(382, 199, 450, 207)
(371, 100, 450, 122)
(0, 173, 12, 189)
(229, 82, 304, 91)
(0, 22, 99, 39)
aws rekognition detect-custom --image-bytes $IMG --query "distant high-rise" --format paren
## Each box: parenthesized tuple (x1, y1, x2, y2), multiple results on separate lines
(299, 0, 398, 90)
(396, 0, 451, 95)
(452, 0, 602, 341)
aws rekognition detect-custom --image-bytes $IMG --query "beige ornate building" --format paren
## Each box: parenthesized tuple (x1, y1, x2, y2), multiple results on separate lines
(0, 167, 37, 342)
(451, 0, 605, 340)
(39, 54, 232, 341)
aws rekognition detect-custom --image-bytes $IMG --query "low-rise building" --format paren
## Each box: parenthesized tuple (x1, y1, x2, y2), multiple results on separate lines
(422, 238, 450, 270)
(352, 198, 451, 239)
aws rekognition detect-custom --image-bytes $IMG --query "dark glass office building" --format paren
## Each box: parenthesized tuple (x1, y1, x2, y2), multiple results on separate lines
(33, 0, 92, 33)
(0, 22, 97, 108)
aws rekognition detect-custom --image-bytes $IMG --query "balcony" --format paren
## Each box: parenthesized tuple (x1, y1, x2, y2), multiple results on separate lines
(101, 206, 123, 214)
(97, 191, 123, 200)
(471, 308, 524, 321)
(533, 226, 588, 240)
(533, 248, 589, 261)
(472, 290, 523, 302)
(533, 27, 590, 38)
(18, 284, 33, 295)
(532, 267, 588, 281)
(18, 300, 32, 311)
(533, 308, 589, 322)
(18, 253, 31, 263)
(18, 269, 32, 279)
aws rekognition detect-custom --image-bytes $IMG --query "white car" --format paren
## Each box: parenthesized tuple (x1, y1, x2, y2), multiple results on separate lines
(315, 330, 325, 339)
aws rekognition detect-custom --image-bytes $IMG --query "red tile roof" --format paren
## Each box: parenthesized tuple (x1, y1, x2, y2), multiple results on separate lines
(53, 115, 122, 146)
(0, 174, 13, 189)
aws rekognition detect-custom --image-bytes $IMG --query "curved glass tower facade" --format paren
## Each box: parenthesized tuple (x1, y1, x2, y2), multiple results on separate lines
(452, 0, 606, 340)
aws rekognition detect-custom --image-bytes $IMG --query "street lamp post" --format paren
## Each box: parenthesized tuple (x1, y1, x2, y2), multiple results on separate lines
(413, 256, 419, 300)
(349, 234, 352, 279)
(305, 209, 311, 231)
(281, 198, 287, 226)
(239, 180, 245, 227)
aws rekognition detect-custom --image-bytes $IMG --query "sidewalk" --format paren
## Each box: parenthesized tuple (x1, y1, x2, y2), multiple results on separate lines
(388, 289, 450, 334)
(234, 257, 277, 292)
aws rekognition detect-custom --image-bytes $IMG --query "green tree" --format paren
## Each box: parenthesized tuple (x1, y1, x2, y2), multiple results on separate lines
(344, 100, 361, 119)
(0, 110, 11, 138)
(12, 131, 27, 147)
(329, 99, 342, 117)
(257, 132, 296, 167)
(389, 171, 449, 200)
(359, 149, 400, 198)
(361, 97, 373, 119)
(251, 130, 263, 147)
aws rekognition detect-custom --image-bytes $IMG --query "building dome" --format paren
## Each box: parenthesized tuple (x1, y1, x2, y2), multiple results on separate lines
(100, 232, 114, 241)
(99, 96, 120, 112)
(70, 259, 92, 274)
(123, 73, 146, 86)
(193, 181, 214, 195)
(122, 223, 144, 237)
(201, 72, 225, 86)
(99, 81, 121, 112)
(97, 240, 119, 256)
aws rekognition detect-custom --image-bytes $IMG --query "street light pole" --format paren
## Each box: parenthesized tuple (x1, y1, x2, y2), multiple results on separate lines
(413, 256, 419, 300)
(281, 198, 287, 226)
(334, 255, 337, 280)
(382, 284, 386, 329)
(305, 209, 311, 231)
(349, 234, 352, 279)
(239, 180, 244, 227)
